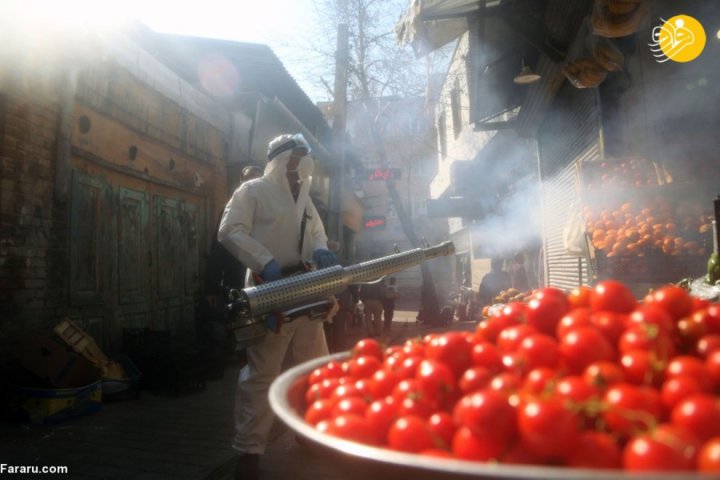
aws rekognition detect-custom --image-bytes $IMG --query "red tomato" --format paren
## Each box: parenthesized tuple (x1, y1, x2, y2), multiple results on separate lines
(476, 302, 526, 343)
(559, 326, 615, 374)
(332, 396, 369, 417)
(691, 297, 712, 312)
(497, 324, 538, 352)
(452, 425, 506, 461)
(452, 389, 517, 443)
(420, 448, 453, 457)
(304, 398, 335, 426)
(707, 350, 720, 388)
(644, 285, 693, 321)
(627, 305, 673, 334)
(590, 280, 636, 314)
(623, 423, 700, 471)
(698, 436, 720, 472)
(393, 355, 424, 380)
(489, 372, 523, 395)
(367, 368, 399, 399)
(619, 349, 664, 387)
(666, 355, 713, 392)
(583, 361, 625, 391)
(566, 431, 622, 469)
(518, 397, 581, 460)
(470, 341, 504, 372)
(526, 288, 570, 335)
(670, 394, 720, 443)
(365, 398, 398, 444)
(523, 367, 557, 395)
(556, 308, 592, 339)
(392, 378, 428, 404)
(568, 286, 593, 310)
(705, 305, 720, 334)
(352, 338, 383, 360)
(661, 376, 703, 411)
(554, 375, 599, 403)
(425, 331, 473, 377)
(619, 324, 676, 360)
(416, 359, 456, 403)
(402, 339, 426, 357)
(603, 384, 663, 437)
(517, 334, 560, 370)
(589, 311, 627, 345)
(324, 414, 377, 445)
(427, 411, 455, 448)
(458, 366, 493, 394)
(346, 355, 382, 379)
(697, 334, 720, 359)
(305, 378, 341, 405)
(674, 316, 707, 352)
(387, 415, 435, 452)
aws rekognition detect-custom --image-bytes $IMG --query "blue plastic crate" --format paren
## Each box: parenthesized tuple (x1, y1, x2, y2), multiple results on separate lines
(6, 380, 102, 425)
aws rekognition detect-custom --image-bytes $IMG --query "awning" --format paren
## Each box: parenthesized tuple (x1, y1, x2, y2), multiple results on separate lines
(396, 0, 501, 57)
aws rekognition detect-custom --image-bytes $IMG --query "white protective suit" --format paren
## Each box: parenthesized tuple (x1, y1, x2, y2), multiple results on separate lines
(218, 143, 330, 455)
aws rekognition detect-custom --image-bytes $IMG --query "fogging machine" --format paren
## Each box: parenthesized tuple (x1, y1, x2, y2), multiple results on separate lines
(227, 241, 455, 348)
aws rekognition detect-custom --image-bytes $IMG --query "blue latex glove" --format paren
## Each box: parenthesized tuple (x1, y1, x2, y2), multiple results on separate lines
(265, 313, 282, 333)
(313, 249, 338, 269)
(260, 259, 282, 282)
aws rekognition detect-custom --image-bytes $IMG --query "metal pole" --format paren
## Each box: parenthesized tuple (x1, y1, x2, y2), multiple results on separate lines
(330, 24, 349, 247)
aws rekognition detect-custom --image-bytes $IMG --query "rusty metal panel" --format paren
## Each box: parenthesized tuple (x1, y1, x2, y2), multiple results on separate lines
(70, 171, 110, 306)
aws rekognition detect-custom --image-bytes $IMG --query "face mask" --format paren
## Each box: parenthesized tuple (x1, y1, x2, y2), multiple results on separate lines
(288, 156, 314, 183)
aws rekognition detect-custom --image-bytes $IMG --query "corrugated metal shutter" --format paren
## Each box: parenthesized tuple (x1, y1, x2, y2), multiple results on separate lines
(538, 84, 600, 290)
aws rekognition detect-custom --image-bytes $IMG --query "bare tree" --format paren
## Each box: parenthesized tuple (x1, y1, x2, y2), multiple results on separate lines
(303, 0, 446, 323)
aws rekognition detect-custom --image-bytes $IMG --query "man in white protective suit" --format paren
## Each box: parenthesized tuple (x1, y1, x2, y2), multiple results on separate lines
(218, 133, 337, 480)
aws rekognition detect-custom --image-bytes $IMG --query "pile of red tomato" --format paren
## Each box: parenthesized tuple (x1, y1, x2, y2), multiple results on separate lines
(302, 280, 720, 472)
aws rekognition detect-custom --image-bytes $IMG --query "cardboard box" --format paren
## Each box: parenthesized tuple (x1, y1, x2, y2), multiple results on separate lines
(13, 333, 101, 388)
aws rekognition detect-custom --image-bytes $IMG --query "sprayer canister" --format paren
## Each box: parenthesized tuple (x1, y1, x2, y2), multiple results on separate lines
(239, 241, 455, 317)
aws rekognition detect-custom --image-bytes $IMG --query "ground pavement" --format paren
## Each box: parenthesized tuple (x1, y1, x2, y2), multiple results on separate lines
(1, 303, 473, 479)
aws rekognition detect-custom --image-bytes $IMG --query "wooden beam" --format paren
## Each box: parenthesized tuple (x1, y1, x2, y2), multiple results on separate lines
(497, 14, 565, 64)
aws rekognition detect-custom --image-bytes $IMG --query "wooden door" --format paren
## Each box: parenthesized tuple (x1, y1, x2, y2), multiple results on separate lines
(151, 192, 205, 335)
(69, 171, 112, 344)
(116, 186, 151, 330)
(70, 168, 208, 350)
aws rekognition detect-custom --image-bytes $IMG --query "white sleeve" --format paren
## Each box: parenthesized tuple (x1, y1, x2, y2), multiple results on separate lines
(306, 199, 329, 252)
(217, 185, 274, 273)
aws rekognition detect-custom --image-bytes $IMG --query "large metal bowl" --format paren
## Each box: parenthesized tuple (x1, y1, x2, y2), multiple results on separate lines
(269, 353, 709, 480)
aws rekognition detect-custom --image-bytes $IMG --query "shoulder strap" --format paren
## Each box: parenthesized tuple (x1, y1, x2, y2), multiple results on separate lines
(299, 208, 308, 254)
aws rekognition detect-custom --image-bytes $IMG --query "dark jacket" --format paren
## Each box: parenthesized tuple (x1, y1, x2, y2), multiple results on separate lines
(478, 270, 511, 305)
(205, 217, 247, 295)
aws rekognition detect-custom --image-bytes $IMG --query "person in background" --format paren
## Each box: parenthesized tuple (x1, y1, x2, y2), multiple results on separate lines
(510, 251, 529, 292)
(478, 257, 512, 307)
(199, 165, 262, 377)
(382, 277, 400, 335)
(322, 241, 354, 353)
(218, 134, 336, 480)
(359, 280, 384, 337)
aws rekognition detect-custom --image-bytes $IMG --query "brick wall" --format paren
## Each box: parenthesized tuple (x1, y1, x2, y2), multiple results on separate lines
(0, 79, 66, 349)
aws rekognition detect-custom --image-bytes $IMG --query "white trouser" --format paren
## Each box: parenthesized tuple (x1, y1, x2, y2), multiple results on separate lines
(232, 316, 328, 454)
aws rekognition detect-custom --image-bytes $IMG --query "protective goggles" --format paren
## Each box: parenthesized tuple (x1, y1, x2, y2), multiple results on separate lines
(267, 133, 311, 160)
